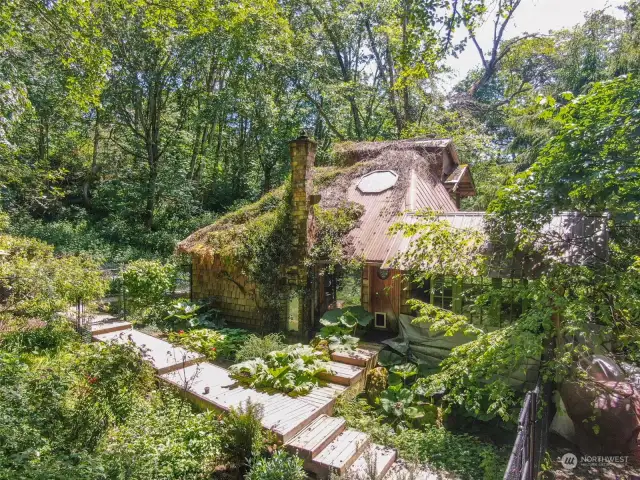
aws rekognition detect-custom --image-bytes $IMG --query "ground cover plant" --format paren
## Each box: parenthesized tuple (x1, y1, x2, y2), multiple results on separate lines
(0, 322, 226, 480)
(245, 450, 305, 480)
(335, 397, 507, 480)
(235, 333, 287, 362)
(230, 344, 330, 395)
(168, 327, 250, 361)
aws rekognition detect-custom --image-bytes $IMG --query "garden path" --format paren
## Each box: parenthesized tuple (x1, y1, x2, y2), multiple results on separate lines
(92, 321, 432, 479)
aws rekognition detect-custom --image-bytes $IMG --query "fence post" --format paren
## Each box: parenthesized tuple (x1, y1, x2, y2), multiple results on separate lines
(528, 388, 537, 480)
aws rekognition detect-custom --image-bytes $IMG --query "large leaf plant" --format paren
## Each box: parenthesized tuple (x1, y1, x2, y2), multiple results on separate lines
(230, 345, 330, 396)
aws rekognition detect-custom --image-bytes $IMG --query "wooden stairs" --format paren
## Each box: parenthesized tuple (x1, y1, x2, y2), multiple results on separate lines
(91, 322, 398, 479)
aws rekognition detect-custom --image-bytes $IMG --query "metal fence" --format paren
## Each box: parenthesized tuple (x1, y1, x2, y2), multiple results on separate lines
(503, 342, 555, 480)
(82, 263, 192, 322)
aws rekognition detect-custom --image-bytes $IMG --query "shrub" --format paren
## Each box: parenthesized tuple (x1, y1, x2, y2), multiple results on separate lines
(0, 234, 107, 320)
(335, 398, 506, 480)
(97, 391, 221, 480)
(235, 333, 286, 362)
(245, 450, 305, 480)
(168, 327, 250, 361)
(220, 401, 267, 470)
(365, 367, 388, 406)
(122, 260, 176, 317)
(230, 345, 329, 395)
(0, 318, 78, 353)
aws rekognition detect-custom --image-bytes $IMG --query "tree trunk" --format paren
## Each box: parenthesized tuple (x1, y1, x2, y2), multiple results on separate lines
(83, 110, 101, 208)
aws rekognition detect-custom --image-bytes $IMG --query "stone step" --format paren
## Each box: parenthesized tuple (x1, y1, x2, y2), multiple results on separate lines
(285, 414, 346, 461)
(90, 321, 132, 336)
(330, 348, 377, 368)
(320, 361, 365, 386)
(306, 429, 369, 478)
(93, 329, 203, 374)
(348, 444, 397, 480)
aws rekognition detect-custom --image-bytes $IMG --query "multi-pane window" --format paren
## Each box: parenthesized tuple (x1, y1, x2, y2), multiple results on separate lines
(409, 277, 431, 304)
(431, 276, 454, 310)
(414, 275, 525, 326)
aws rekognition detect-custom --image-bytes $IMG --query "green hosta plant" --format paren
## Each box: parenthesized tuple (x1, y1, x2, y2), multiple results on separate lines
(230, 344, 330, 395)
(163, 300, 202, 330)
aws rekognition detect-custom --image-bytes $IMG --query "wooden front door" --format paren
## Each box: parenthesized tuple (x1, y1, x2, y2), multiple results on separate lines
(370, 266, 400, 329)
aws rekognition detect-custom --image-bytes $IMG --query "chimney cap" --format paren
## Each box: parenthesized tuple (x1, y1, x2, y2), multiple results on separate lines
(297, 129, 310, 140)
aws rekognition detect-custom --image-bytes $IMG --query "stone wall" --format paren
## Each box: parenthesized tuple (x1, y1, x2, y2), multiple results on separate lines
(191, 255, 265, 329)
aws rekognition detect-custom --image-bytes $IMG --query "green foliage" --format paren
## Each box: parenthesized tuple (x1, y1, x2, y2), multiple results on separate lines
(97, 392, 221, 480)
(235, 333, 287, 362)
(0, 234, 106, 320)
(0, 319, 78, 354)
(335, 398, 506, 480)
(394, 428, 505, 480)
(365, 367, 388, 405)
(0, 327, 221, 480)
(380, 388, 424, 424)
(245, 450, 306, 480)
(388, 363, 418, 387)
(0, 341, 154, 476)
(316, 305, 372, 352)
(220, 401, 268, 469)
(409, 300, 484, 337)
(309, 203, 364, 273)
(388, 211, 487, 280)
(230, 344, 329, 395)
(162, 300, 202, 330)
(122, 260, 177, 317)
(168, 327, 250, 361)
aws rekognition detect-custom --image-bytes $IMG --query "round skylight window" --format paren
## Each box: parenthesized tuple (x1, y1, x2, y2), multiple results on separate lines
(357, 170, 399, 193)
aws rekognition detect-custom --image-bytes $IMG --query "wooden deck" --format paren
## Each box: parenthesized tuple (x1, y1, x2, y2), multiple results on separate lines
(330, 347, 378, 368)
(307, 428, 370, 476)
(93, 322, 399, 479)
(286, 414, 346, 460)
(93, 328, 204, 374)
(320, 361, 365, 386)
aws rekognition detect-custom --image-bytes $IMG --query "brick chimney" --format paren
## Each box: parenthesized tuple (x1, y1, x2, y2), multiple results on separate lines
(288, 132, 316, 338)
(289, 131, 316, 260)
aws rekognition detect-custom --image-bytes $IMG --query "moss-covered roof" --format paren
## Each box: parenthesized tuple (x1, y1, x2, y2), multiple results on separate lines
(178, 139, 458, 261)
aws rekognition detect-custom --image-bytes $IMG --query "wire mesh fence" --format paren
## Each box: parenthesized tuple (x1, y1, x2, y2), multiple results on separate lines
(74, 262, 193, 327)
(503, 343, 555, 480)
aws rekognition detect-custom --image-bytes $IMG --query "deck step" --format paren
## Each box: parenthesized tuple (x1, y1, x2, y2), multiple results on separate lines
(93, 329, 203, 374)
(285, 414, 346, 460)
(319, 361, 365, 386)
(348, 444, 397, 479)
(161, 363, 337, 443)
(90, 321, 132, 335)
(330, 348, 377, 368)
(306, 429, 369, 478)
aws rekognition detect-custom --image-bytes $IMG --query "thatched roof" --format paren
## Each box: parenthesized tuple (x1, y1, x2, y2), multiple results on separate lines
(178, 139, 462, 262)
